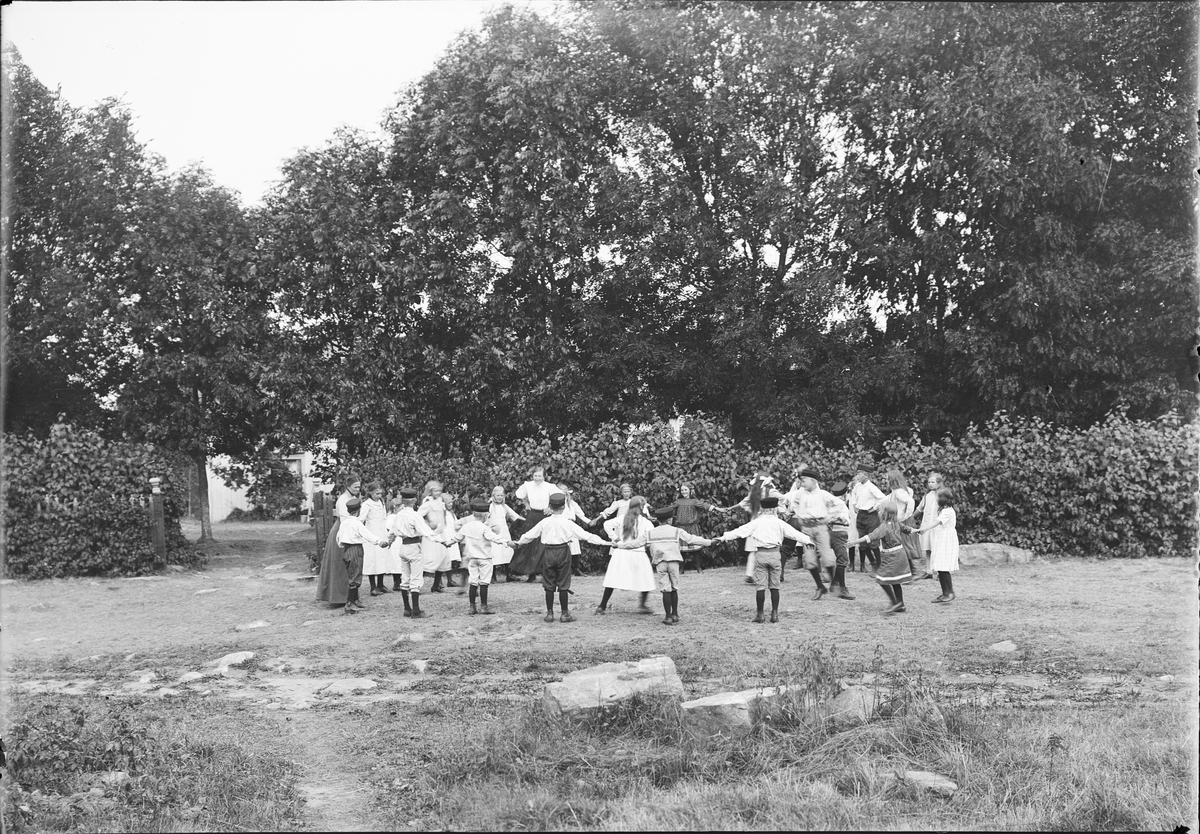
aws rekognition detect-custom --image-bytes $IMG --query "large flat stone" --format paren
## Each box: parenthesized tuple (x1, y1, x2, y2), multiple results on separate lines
(959, 543, 1033, 566)
(904, 770, 958, 797)
(543, 656, 684, 719)
(827, 685, 878, 728)
(681, 685, 791, 739)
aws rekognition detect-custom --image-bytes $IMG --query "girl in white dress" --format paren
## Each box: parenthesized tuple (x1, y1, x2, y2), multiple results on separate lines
(419, 481, 457, 592)
(360, 482, 392, 596)
(381, 498, 407, 592)
(913, 472, 944, 579)
(595, 496, 657, 615)
(486, 485, 524, 581)
(914, 486, 959, 603)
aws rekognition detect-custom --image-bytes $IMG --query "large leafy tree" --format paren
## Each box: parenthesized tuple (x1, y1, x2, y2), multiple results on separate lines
(2, 45, 163, 434)
(829, 1, 1198, 431)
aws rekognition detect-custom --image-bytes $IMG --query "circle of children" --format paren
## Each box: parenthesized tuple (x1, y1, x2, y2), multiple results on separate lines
(314, 463, 961, 625)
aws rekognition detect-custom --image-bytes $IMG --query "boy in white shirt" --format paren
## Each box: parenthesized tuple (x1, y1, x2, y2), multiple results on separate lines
(444, 498, 510, 614)
(389, 487, 443, 618)
(848, 463, 886, 573)
(511, 492, 610, 623)
(717, 496, 811, 623)
(337, 498, 394, 615)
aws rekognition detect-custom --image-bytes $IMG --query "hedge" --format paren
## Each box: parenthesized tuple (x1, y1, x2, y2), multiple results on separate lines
(3, 423, 200, 578)
(322, 411, 1197, 570)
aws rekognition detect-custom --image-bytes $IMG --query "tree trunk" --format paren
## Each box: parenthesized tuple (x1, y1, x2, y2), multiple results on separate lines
(193, 451, 214, 542)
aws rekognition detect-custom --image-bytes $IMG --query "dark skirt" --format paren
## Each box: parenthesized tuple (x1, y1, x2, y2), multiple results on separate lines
(677, 520, 703, 552)
(509, 509, 546, 575)
(315, 520, 349, 604)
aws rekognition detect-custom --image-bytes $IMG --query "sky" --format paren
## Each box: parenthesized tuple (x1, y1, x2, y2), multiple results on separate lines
(3, 0, 558, 206)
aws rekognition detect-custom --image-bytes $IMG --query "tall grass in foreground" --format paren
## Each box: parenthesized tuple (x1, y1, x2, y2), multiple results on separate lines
(411, 646, 1198, 831)
(2, 692, 303, 832)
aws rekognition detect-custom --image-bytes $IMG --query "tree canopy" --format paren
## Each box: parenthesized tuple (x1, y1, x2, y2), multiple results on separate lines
(5, 1, 1196, 464)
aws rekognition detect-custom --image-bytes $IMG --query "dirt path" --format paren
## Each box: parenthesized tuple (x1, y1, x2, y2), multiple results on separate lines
(3, 520, 1197, 829)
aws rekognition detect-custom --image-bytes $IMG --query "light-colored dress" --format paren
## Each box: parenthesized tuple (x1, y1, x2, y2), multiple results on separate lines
(487, 501, 521, 566)
(916, 490, 939, 552)
(603, 516, 657, 592)
(380, 512, 404, 574)
(928, 508, 960, 572)
(420, 497, 457, 572)
(360, 498, 390, 575)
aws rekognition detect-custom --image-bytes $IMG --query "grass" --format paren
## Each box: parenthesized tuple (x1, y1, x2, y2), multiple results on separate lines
(2, 691, 304, 833)
(362, 646, 1198, 832)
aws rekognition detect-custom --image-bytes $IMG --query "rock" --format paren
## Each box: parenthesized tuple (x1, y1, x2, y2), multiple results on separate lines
(28, 602, 52, 612)
(124, 653, 137, 661)
(410, 660, 430, 674)
(1158, 675, 1175, 682)
(302, 620, 322, 626)
(959, 543, 1033, 566)
(903, 770, 958, 797)
(827, 686, 878, 728)
(214, 651, 256, 673)
(88, 787, 105, 798)
(989, 640, 1019, 653)
(132, 670, 158, 683)
(681, 686, 791, 739)
(194, 589, 219, 596)
(321, 678, 377, 695)
(543, 656, 685, 719)
(154, 687, 181, 698)
(392, 633, 426, 644)
(263, 562, 288, 570)
(177, 671, 206, 684)
(235, 620, 270, 631)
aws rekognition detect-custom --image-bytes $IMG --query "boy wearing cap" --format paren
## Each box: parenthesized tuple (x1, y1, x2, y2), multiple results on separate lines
(389, 487, 444, 618)
(646, 506, 714, 625)
(717, 496, 812, 623)
(337, 497, 394, 615)
(443, 498, 510, 614)
(826, 478, 856, 599)
(787, 468, 834, 599)
(848, 464, 886, 573)
(511, 492, 611, 623)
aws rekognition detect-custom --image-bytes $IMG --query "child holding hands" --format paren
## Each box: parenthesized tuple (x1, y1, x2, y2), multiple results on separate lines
(849, 498, 911, 614)
(907, 486, 959, 602)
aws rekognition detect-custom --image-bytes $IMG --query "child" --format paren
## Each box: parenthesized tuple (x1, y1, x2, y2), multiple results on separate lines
(511, 464, 556, 582)
(337, 497, 393, 615)
(646, 506, 715, 625)
(721, 472, 785, 584)
(849, 498, 911, 614)
(597, 496, 658, 615)
(786, 467, 840, 601)
(557, 481, 592, 576)
(886, 469, 923, 577)
(910, 486, 959, 602)
(511, 491, 611, 623)
(418, 481, 456, 593)
(382, 498, 409, 592)
(654, 482, 727, 572)
(388, 487, 444, 618)
(717, 496, 812, 623)
(827, 479, 856, 600)
(443, 498, 510, 614)
(360, 482, 391, 597)
(913, 472, 944, 579)
(315, 473, 361, 607)
(594, 482, 653, 535)
(486, 486, 523, 582)
(848, 464, 886, 573)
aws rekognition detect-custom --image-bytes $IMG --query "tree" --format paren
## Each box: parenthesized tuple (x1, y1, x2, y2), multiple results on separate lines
(114, 167, 276, 541)
(828, 1, 1198, 431)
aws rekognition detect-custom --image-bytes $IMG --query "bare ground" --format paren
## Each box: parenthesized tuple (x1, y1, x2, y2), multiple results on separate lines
(3, 520, 1197, 830)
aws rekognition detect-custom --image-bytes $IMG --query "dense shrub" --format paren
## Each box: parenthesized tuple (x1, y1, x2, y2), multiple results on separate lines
(319, 411, 1197, 564)
(3, 423, 199, 578)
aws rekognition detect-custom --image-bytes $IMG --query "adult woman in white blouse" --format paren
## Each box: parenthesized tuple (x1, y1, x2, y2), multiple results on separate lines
(509, 464, 556, 582)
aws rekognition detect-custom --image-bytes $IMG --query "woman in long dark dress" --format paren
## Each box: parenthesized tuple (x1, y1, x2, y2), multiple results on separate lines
(315, 473, 362, 606)
(509, 465, 555, 581)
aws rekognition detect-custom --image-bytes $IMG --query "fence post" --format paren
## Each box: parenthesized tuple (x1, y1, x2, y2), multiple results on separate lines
(149, 477, 166, 566)
(313, 492, 328, 557)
